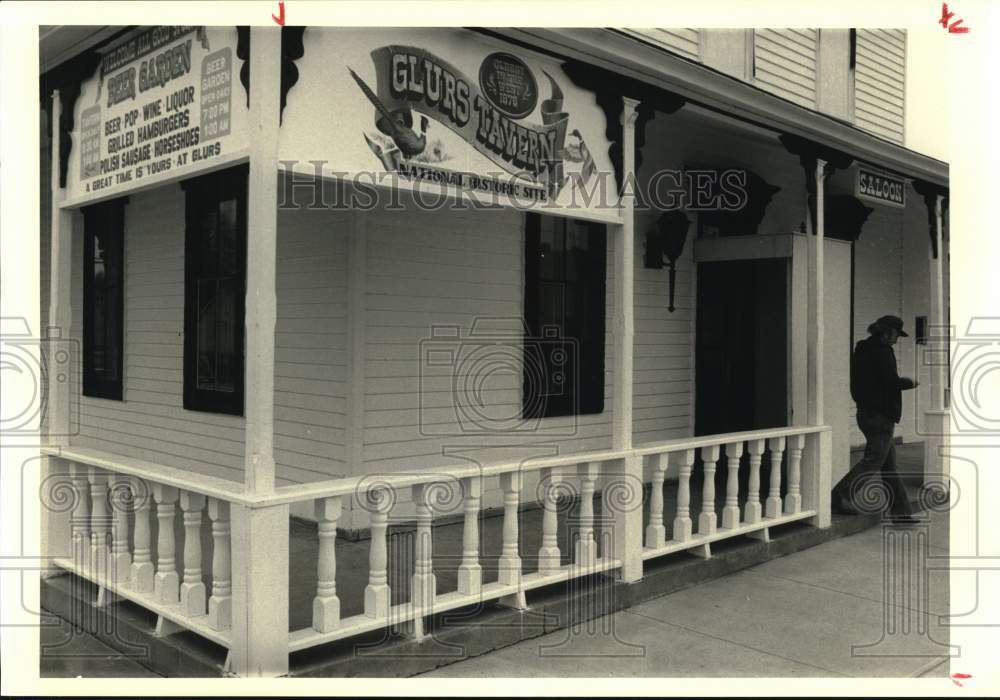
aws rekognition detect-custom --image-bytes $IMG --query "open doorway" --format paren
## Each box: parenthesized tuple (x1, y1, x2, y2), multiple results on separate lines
(695, 257, 789, 436)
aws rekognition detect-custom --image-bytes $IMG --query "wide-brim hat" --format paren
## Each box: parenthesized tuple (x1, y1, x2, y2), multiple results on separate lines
(871, 314, 908, 337)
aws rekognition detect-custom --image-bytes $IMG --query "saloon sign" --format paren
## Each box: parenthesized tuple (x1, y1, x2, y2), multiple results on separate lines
(277, 28, 614, 216)
(66, 26, 248, 204)
(856, 167, 906, 208)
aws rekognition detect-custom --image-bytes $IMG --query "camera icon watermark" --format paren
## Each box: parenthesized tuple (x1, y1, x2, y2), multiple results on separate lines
(947, 317, 1000, 434)
(0, 317, 78, 437)
(418, 317, 580, 438)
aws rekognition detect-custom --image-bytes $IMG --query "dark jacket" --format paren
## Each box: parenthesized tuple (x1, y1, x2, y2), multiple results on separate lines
(850, 335, 915, 423)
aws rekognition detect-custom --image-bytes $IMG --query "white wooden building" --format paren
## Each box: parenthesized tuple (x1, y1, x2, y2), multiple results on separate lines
(38, 26, 949, 676)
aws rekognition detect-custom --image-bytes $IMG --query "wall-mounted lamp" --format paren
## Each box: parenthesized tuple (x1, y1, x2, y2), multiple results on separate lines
(644, 211, 690, 312)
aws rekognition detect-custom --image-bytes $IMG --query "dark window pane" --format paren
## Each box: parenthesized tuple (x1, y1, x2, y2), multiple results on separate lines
(197, 279, 218, 389)
(523, 212, 606, 419)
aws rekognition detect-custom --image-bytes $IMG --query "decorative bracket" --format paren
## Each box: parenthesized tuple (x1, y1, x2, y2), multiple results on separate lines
(912, 179, 948, 259)
(562, 60, 685, 196)
(779, 133, 853, 234)
(236, 26, 307, 124)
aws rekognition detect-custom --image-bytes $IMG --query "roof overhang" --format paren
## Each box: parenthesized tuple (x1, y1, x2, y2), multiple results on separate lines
(491, 28, 948, 188)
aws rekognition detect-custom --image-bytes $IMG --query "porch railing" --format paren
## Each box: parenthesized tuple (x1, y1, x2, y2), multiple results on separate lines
(41, 423, 830, 676)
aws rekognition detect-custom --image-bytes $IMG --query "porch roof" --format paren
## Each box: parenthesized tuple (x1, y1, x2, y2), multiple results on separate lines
(492, 28, 949, 189)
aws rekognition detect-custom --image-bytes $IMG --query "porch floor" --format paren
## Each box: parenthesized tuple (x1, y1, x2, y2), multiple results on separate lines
(41, 443, 933, 677)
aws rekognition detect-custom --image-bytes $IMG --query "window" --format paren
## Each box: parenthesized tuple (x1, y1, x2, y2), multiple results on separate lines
(82, 198, 126, 400)
(523, 212, 607, 419)
(182, 165, 248, 415)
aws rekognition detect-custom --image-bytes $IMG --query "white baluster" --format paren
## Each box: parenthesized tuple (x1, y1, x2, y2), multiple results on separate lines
(457, 477, 482, 596)
(207, 498, 232, 631)
(129, 477, 154, 593)
(785, 434, 805, 514)
(70, 463, 91, 570)
(537, 467, 562, 573)
(721, 442, 745, 530)
(645, 454, 667, 548)
(411, 483, 437, 613)
(744, 439, 765, 524)
(672, 449, 695, 542)
(766, 436, 786, 519)
(497, 471, 523, 588)
(109, 474, 132, 583)
(312, 496, 342, 633)
(698, 445, 720, 535)
(575, 462, 599, 566)
(364, 486, 392, 619)
(179, 491, 206, 616)
(88, 467, 110, 579)
(153, 484, 179, 604)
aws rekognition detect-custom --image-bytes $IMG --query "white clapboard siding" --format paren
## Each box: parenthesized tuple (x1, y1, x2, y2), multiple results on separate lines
(753, 29, 818, 109)
(361, 202, 614, 473)
(273, 208, 349, 480)
(68, 185, 349, 485)
(622, 28, 701, 60)
(854, 29, 906, 144)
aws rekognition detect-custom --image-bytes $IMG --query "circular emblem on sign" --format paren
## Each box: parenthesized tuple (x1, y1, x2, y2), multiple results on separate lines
(479, 52, 538, 119)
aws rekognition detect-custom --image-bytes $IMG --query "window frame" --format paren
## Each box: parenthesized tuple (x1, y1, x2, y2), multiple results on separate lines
(523, 212, 607, 420)
(81, 197, 127, 400)
(181, 164, 248, 416)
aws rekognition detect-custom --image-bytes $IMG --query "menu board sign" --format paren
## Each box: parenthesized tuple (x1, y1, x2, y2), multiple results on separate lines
(65, 26, 247, 204)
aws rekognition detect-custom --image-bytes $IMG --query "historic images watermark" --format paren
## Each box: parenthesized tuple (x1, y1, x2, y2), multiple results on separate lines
(277, 160, 752, 214)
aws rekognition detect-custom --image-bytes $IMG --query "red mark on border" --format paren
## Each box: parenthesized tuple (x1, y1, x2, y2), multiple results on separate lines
(940, 3, 970, 33)
(951, 672, 972, 687)
(272, 1, 285, 26)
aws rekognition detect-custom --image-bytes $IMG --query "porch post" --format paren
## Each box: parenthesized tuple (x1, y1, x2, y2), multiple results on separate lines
(42, 92, 75, 574)
(925, 194, 949, 483)
(808, 157, 826, 426)
(231, 27, 288, 678)
(610, 96, 642, 583)
(47, 90, 73, 443)
(805, 157, 832, 528)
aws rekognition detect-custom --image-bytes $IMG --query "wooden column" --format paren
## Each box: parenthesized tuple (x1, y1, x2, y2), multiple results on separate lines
(808, 158, 826, 426)
(457, 476, 482, 595)
(744, 439, 765, 524)
(70, 462, 91, 570)
(497, 471, 523, 589)
(230, 501, 290, 677)
(152, 484, 179, 604)
(765, 437, 785, 519)
(129, 477, 154, 593)
(537, 468, 563, 573)
(229, 27, 290, 678)
(47, 90, 73, 443)
(672, 449, 695, 542)
(611, 96, 643, 584)
(243, 26, 282, 495)
(363, 487, 392, 619)
(411, 484, 437, 612)
(575, 462, 599, 566)
(645, 454, 667, 548)
(87, 467, 110, 579)
(312, 496, 342, 632)
(698, 445, 720, 535)
(109, 474, 132, 583)
(207, 498, 232, 631)
(179, 491, 207, 616)
(721, 442, 744, 529)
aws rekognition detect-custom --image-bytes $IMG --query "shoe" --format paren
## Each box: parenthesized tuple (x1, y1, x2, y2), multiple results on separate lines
(887, 514, 921, 526)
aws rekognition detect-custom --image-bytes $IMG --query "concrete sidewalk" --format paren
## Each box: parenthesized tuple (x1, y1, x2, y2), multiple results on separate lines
(420, 507, 952, 678)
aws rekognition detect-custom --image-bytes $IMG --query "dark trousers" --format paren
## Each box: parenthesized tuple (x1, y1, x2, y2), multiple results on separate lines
(833, 408, 913, 516)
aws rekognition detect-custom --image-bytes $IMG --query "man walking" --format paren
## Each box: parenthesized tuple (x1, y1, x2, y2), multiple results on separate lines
(833, 315, 920, 524)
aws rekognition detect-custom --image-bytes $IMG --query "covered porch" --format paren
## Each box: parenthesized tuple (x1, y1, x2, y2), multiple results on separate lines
(40, 26, 948, 677)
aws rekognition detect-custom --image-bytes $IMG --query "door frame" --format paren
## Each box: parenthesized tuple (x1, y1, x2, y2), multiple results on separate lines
(691, 233, 802, 430)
